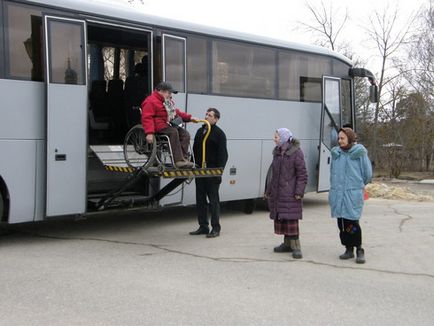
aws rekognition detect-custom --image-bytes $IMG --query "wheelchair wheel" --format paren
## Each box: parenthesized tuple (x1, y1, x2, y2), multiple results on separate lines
(123, 124, 157, 170)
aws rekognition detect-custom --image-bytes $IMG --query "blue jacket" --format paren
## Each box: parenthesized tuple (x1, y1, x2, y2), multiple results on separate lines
(328, 144, 372, 220)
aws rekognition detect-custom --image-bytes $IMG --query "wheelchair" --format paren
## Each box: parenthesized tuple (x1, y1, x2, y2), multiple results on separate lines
(123, 124, 194, 172)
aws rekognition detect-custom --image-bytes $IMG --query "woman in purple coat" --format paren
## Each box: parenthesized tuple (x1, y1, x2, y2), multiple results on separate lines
(265, 128, 308, 259)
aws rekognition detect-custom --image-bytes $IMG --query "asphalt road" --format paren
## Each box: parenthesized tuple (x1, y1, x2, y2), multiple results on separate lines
(1, 193, 434, 326)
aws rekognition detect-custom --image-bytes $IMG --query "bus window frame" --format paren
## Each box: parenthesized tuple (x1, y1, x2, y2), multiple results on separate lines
(86, 19, 154, 88)
(209, 38, 278, 99)
(0, 0, 5, 78)
(162, 33, 187, 93)
(3, 1, 66, 82)
(299, 76, 322, 103)
(45, 16, 87, 85)
(340, 77, 354, 128)
(183, 29, 354, 102)
(186, 34, 210, 94)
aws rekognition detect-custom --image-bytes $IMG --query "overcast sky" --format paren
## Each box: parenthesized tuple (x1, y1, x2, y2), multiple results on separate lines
(98, 0, 426, 74)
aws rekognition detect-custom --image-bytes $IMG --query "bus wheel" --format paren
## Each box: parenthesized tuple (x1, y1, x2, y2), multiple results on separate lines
(0, 178, 9, 222)
(243, 199, 256, 215)
(0, 189, 4, 221)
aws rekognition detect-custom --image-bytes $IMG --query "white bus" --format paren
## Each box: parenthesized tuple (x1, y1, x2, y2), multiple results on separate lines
(0, 0, 377, 224)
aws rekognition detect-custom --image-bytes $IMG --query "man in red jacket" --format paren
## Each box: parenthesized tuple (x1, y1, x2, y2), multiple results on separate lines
(141, 82, 195, 168)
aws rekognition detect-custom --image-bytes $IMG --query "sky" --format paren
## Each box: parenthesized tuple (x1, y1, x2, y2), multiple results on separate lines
(97, 0, 427, 74)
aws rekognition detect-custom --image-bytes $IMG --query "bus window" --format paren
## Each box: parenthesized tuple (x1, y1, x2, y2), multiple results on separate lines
(211, 40, 276, 98)
(279, 51, 306, 100)
(300, 77, 322, 102)
(187, 36, 208, 94)
(324, 78, 341, 126)
(279, 50, 332, 102)
(164, 36, 185, 93)
(341, 79, 353, 127)
(4, 2, 43, 81)
(333, 59, 350, 78)
(47, 20, 85, 85)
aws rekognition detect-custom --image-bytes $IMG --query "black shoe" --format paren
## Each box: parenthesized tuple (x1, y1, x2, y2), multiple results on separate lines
(206, 229, 220, 238)
(189, 227, 209, 235)
(289, 239, 303, 259)
(339, 247, 355, 260)
(356, 248, 366, 264)
(274, 243, 292, 253)
(292, 249, 303, 259)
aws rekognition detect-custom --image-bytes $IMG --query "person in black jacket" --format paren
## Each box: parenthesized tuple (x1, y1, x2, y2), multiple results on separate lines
(190, 108, 228, 238)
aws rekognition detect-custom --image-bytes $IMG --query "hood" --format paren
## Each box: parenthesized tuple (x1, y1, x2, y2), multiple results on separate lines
(331, 143, 368, 160)
(273, 138, 300, 156)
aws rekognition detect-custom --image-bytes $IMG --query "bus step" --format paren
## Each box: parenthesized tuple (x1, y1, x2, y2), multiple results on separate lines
(89, 145, 143, 171)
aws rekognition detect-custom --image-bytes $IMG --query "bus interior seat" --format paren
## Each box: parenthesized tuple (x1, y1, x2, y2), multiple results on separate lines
(89, 80, 110, 130)
(108, 79, 128, 137)
(123, 74, 148, 128)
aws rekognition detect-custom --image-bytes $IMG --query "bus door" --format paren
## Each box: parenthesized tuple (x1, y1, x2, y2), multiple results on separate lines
(318, 77, 341, 192)
(43, 16, 87, 216)
(160, 34, 187, 206)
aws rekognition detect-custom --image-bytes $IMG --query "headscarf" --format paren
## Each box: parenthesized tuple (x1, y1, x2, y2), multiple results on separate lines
(276, 128, 293, 147)
(339, 127, 356, 150)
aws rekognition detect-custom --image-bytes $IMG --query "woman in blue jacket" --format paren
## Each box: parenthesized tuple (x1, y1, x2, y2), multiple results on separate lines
(329, 128, 372, 264)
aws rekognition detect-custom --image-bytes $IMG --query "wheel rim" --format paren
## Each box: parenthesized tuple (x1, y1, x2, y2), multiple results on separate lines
(124, 125, 156, 169)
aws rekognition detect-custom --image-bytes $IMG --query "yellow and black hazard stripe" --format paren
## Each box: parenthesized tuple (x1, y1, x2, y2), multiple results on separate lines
(104, 165, 223, 178)
(162, 168, 223, 178)
(105, 165, 135, 173)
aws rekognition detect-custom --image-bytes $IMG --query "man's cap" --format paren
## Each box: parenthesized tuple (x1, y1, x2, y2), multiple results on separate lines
(155, 81, 178, 94)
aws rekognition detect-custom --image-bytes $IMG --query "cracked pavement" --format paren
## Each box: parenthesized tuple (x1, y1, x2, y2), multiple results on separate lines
(1, 193, 434, 325)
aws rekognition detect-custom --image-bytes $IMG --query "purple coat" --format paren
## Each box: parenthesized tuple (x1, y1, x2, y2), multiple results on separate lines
(265, 139, 308, 220)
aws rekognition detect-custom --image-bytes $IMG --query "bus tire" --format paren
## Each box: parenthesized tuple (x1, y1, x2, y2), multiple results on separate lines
(0, 178, 9, 222)
(0, 190, 3, 221)
(243, 199, 256, 215)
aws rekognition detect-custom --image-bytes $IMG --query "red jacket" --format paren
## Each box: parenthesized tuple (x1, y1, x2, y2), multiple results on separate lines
(141, 91, 191, 134)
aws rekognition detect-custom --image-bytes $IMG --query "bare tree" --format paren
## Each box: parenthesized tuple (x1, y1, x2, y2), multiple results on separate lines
(298, 0, 349, 51)
(363, 6, 416, 163)
(298, 1, 372, 142)
(403, 0, 434, 104)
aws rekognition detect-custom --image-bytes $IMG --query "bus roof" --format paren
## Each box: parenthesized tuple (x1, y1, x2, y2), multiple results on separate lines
(25, 0, 352, 65)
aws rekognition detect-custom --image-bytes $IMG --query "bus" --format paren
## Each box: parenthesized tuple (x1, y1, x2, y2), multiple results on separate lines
(0, 0, 378, 224)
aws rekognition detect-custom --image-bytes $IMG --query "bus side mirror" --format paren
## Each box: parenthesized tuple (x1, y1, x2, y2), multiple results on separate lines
(370, 84, 379, 103)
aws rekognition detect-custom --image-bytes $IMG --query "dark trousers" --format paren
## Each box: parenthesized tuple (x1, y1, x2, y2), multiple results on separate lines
(158, 126, 190, 162)
(196, 178, 221, 231)
(337, 218, 362, 248)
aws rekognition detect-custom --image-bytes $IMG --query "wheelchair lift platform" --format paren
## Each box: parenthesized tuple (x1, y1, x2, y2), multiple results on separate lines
(89, 120, 221, 211)
(89, 144, 223, 211)
(90, 145, 223, 178)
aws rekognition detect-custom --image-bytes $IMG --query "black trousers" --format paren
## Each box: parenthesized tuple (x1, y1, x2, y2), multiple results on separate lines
(195, 177, 221, 231)
(337, 218, 362, 248)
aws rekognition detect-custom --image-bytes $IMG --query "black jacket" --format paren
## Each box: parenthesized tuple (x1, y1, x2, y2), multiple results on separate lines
(193, 124, 228, 169)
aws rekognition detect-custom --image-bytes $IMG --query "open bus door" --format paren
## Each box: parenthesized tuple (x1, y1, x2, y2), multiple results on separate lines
(160, 34, 187, 206)
(43, 16, 88, 216)
(318, 77, 341, 192)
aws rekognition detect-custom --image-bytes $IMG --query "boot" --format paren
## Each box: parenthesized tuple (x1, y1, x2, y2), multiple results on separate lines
(274, 236, 292, 253)
(339, 246, 355, 260)
(290, 239, 303, 259)
(356, 248, 366, 264)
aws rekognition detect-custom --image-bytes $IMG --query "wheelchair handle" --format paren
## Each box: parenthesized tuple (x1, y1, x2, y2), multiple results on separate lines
(193, 119, 211, 168)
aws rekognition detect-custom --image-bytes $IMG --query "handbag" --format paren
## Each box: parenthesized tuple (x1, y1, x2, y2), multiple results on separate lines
(170, 116, 184, 128)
